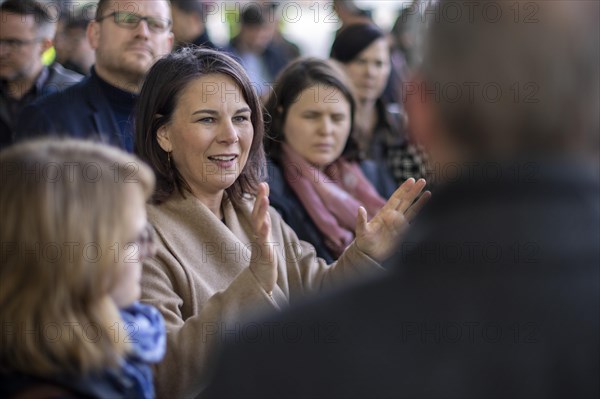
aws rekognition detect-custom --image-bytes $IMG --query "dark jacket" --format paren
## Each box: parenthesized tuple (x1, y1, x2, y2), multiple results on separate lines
(14, 68, 125, 149)
(192, 30, 217, 50)
(0, 63, 82, 150)
(0, 371, 139, 398)
(174, 30, 218, 51)
(44, 63, 84, 93)
(224, 36, 292, 84)
(207, 161, 600, 399)
(267, 159, 396, 263)
(0, 303, 164, 399)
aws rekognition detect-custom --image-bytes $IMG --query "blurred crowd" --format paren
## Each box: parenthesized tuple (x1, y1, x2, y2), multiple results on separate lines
(1, 1, 598, 398)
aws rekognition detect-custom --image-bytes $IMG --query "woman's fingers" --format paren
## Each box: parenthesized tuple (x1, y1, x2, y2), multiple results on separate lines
(355, 206, 368, 236)
(405, 190, 431, 223)
(396, 178, 427, 214)
(252, 182, 271, 240)
(383, 178, 427, 216)
(354, 179, 430, 262)
(251, 183, 267, 219)
(249, 183, 277, 294)
(385, 178, 415, 211)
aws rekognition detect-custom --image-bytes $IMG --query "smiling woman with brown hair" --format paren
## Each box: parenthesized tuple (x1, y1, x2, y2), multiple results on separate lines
(134, 47, 429, 398)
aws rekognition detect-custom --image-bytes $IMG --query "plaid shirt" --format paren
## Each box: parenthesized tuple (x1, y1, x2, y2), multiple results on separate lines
(360, 100, 430, 185)
(387, 140, 429, 183)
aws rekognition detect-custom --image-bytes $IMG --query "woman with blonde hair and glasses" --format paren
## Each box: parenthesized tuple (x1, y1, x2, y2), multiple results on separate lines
(0, 139, 165, 398)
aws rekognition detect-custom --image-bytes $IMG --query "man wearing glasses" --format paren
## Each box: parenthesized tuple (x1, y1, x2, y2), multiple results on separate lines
(0, 0, 82, 150)
(16, 0, 173, 152)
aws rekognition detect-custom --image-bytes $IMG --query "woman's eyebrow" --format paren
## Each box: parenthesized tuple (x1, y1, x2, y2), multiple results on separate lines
(234, 107, 251, 114)
(192, 109, 218, 116)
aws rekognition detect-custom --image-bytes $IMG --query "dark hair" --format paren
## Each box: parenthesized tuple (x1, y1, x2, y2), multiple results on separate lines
(135, 47, 266, 206)
(0, 0, 56, 37)
(264, 57, 359, 164)
(240, 3, 278, 26)
(330, 23, 386, 63)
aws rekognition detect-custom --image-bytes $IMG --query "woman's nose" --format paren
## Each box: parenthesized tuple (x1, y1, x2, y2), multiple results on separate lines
(217, 120, 239, 144)
(318, 117, 333, 135)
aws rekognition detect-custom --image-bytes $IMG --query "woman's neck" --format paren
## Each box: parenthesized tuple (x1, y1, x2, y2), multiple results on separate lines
(358, 97, 377, 110)
(355, 101, 379, 137)
(191, 189, 225, 220)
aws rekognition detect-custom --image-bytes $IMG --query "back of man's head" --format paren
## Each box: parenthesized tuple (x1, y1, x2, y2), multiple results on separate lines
(417, 0, 599, 162)
(0, 0, 57, 39)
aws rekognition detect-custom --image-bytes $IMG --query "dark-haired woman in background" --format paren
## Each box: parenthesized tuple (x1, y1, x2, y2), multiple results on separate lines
(331, 23, 428, 184)
(134, 47, 428, 398)
(265, 57, 400, 263)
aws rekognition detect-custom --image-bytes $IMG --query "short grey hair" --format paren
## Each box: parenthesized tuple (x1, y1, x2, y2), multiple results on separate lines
(0, 0, 58, 39)
(417, 0, 599, 160)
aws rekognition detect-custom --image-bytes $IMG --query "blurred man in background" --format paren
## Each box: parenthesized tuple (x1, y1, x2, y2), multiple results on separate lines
(170, 0, 216, 50)
(207, 1, 599, 397)
(0, 0, 82, 149)
(225, 2, 296, 97)
(54, 4, 96, 75)
(15, 0, 173, 151)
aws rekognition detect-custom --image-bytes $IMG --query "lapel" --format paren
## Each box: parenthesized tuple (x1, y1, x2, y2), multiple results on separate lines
(83, 75, 122, 146)
(148, 192, 289, 307)
(149, 193, 249, 286)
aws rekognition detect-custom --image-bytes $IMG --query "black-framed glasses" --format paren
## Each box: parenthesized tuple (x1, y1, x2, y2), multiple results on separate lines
(96, 11, 172, 33)
(0, 38, 43, 51)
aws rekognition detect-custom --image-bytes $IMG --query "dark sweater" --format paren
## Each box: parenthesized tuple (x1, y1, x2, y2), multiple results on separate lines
(95, 72, 137, 152)
(208, 160, 600, 399)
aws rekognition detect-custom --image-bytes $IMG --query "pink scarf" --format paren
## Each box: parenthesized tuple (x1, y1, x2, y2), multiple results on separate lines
(281, 143, 386, 257)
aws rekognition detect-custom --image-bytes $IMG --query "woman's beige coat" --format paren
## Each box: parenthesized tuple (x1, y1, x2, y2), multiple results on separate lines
(141, 192, 383, 398)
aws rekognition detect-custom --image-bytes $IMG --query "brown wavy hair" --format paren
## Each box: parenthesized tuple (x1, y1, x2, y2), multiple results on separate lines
(135, 47, 267, 205)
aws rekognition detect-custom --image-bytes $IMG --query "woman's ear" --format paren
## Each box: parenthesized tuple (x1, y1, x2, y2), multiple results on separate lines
(156, 123, 172, 153)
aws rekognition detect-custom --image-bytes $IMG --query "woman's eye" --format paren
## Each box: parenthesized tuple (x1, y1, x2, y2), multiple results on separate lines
(198, 117, 215, 123)
(233, 115, 249, 122)
(332, 114, 347, 122)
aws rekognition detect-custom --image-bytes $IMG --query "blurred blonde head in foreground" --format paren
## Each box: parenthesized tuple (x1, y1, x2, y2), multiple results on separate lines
(0, 139, 154, 376)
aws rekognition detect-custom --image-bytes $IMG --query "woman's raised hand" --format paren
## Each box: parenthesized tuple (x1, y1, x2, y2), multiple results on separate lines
(249, 182, 277, 295)
(355, 178, 430, 263)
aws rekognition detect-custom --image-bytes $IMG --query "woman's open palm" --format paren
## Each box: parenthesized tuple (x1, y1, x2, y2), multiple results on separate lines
(355, 178, 430, 262)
